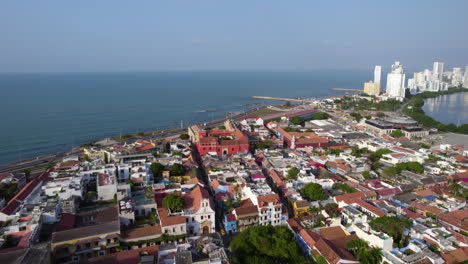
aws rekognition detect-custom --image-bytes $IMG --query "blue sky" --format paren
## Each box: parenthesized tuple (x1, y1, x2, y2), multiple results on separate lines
(1, 0, 467, 72)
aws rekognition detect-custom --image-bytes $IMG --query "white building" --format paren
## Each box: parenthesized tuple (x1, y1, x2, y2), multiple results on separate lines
(463, 66, 468, 88)
(386, 61, 406, 100)
(374, 65, 382, 85)
(254, 193, 283, 226)
(433, 61, 444, 81)
(183, 186, 216, 235)
(97, 172, 117, 201)
(451, 67, 463, 86)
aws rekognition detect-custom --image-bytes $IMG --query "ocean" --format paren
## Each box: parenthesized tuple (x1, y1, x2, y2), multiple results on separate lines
(0, 71, 368, 166)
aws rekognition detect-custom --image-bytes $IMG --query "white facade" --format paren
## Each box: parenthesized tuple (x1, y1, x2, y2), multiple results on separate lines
(451, 68, 463, 86)
(185, 198, 215, 235)
(386, 61, 406, 100)
(433, 62, 444, 81)
(463, 66, 468, 88)
(374, 65, 382, 85)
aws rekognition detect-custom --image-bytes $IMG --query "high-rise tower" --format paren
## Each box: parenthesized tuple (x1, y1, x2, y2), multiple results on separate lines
(374, 65, 382, 85)
(386, 61, 406, 100)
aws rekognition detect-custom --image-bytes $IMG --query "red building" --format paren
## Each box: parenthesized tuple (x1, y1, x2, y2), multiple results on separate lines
(275, 127, 328, 149)
(192, 120, 249, 156)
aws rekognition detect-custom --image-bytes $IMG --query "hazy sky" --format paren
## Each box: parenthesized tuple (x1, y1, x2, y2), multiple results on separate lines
(1, 0, 468, 72)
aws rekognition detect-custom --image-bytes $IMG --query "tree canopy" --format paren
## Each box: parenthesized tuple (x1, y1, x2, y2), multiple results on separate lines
(287, 167, 299, 180)
(150, 162, 165, 183)
(346, 238, 383, 264)
(390, 129, 404, 138)
(179, 134, 190, 140)
(289, 116, 305, 126)
(162, 193, 185, 212)
(382, 162, 424, 178)
(332, 183, 357, 194)
(300, 183, 326, 201)
(369, 216, 412, 246)
(313, 112, 329, 120)
(170, 163, 186, 176)
(230, 225, 310, 264)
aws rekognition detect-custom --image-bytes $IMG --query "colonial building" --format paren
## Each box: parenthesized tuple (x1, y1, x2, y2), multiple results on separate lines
(183, 186, 215, 235)
(190, 120, 249, 156)
(275, 127, 328, 149)
(51, 206, 120, 263)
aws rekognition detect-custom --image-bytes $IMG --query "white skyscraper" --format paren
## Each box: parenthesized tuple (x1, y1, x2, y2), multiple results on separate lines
(433, 62, 444, 81)
(386, 61, 406, 100)
(374, 65, 382, 85)
(451, 68, 463, 86)
(463, 66, 468, 88)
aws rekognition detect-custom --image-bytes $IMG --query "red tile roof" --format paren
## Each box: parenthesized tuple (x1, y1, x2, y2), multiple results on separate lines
(88, 245, 158, 264)
(257, 193, 280, 207)
(183, 185, 213, 212)
(157, 207, 185, 227)
(57, 213, 76, 231)
(122, 225, 162, 240)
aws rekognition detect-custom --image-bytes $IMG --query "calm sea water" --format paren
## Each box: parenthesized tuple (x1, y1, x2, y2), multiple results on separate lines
(422, 92, 468, 125)
(0, 71, 367, 166)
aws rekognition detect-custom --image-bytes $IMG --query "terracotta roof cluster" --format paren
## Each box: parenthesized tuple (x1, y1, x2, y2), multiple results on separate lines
(439, 209, 468, 231)
(234, 199, 258, 217)
(257, 193, 280, 207)
(1, 171, 51, 216)
(409, 201, 442, 216)
(87, 245, 158, 264)
(122, 225, 162, 240)
(334, 190, 376, 203)
(183, 185, 213, 212)
(157, 207, 185, 227)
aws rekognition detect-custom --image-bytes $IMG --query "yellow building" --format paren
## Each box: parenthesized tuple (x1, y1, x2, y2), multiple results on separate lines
(293, 200, 310, 218)
(363, 81, 380, 96)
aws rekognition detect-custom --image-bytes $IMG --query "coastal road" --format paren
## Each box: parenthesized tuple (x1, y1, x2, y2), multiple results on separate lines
(0, 107, 261, 173)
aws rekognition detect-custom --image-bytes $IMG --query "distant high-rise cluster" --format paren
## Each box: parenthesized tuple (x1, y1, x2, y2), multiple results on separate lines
(464, 66, 468, 88)
(362, 61, 467, 100)
(386, 61, 406, 100)
(363, 65, 381, 96)
(408, 62, 468, 94)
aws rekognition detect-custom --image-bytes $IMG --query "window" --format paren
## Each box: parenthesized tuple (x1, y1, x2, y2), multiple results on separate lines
(201, 215, 203, 220)
(208, 215, 211, 219)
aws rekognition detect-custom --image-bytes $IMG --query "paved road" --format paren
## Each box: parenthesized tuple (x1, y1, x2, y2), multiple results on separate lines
(0, 107, 261, 174)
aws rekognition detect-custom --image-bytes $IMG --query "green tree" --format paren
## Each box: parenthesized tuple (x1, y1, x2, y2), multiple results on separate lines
(162, 193, 184, 212)
(313, 112, 329, 120)
(230, 225, 310, 264)
(179, 134, 190, 140)
(369, 216, 412, 245)
(300, 183, 326, 201)
(370, 148, 392, 161)
(346, 238, 383, 264)
(287, 167, 299, 180)
(390, 129, 404, 138)
(377, 112, 385, 117)
(170, 163, 185, 176)
(150, 162, 165, 182)
(332, 183, 357, 193)
(362, 171, 371, 180)
(324, 203, 340, 217)
(290, 116, 305, 126)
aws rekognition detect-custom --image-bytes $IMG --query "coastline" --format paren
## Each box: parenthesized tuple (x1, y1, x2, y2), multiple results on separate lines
(0, 104, 286, 171)
(403, 87, 468, 134)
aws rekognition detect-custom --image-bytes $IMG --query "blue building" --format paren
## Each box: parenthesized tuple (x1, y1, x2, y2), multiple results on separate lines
(224, 213, 237, 234)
